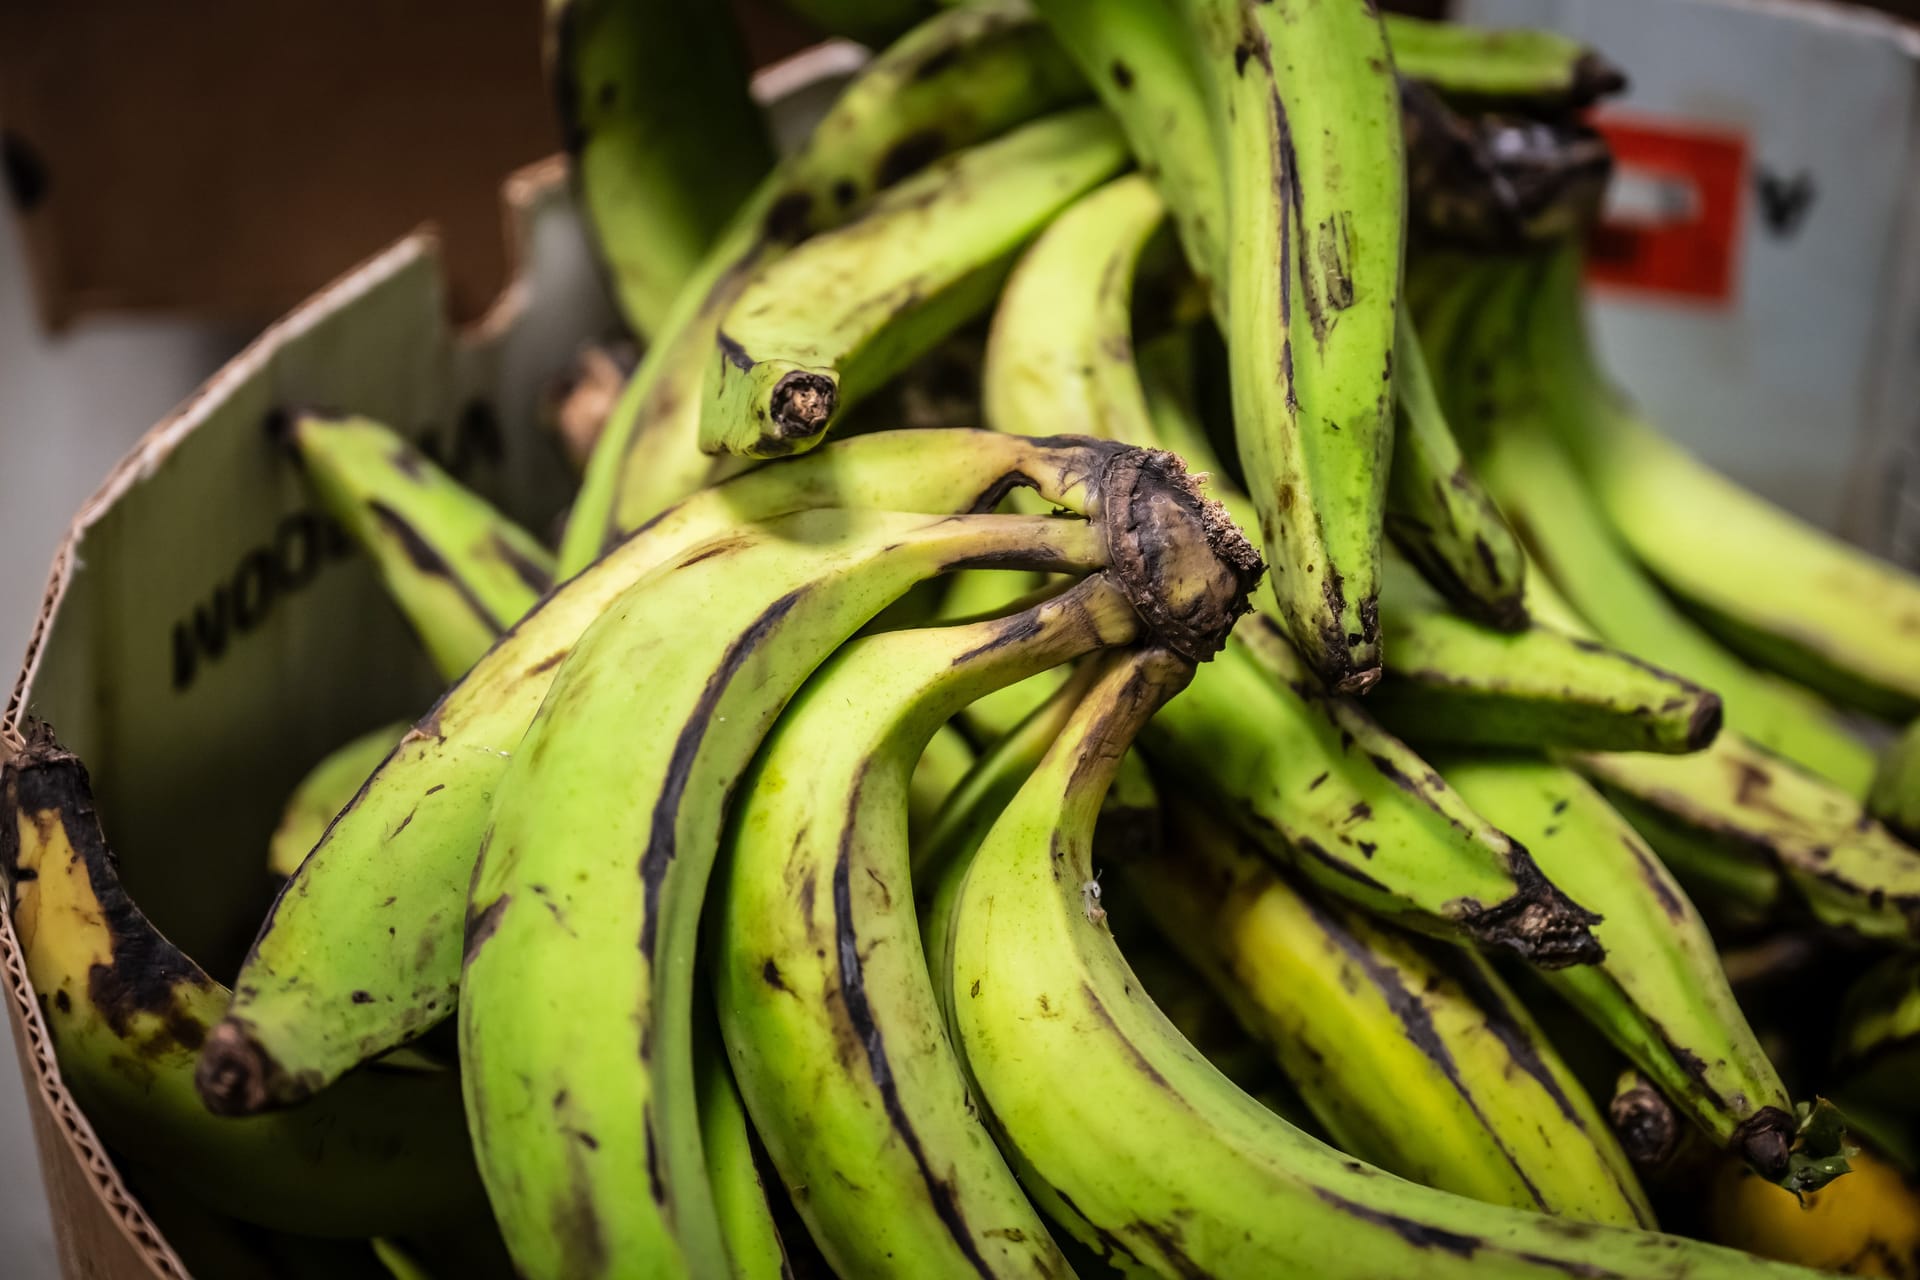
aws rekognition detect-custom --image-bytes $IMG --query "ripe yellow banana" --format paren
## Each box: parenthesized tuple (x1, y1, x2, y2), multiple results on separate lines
(944, 651, 1817, 1278)
(285, 411, 552, 681)
(203, 430, 1143, 1115)
(559, 1, 1092, 572)
(2, 727, 485, 1238)
(1119, 792, 1653, 1226)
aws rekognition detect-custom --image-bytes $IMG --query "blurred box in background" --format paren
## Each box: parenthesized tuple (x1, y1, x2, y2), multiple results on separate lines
(1455, 0, 1920, 568)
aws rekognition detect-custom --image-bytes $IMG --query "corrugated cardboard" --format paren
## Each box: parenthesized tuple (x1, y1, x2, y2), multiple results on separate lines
(0, 39, 864, 1273)
(0, 156, 611, 1276)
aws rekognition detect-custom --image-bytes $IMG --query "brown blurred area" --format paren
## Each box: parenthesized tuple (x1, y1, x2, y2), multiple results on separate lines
(0, 1, 833, 332)
(0, 0, 1913, 331)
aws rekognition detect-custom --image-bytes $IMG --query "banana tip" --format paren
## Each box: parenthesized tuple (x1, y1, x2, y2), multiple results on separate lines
(1734, 1107, 1796, 1184)
(769, 371, 838, 445)
(1335, 666, 1383, 696)
(1466, 846, 1604, 968)
(1609, 1081, 1679, 1170)
(195, 1021, 297, 1117)
(1686, 694, 1725, 752)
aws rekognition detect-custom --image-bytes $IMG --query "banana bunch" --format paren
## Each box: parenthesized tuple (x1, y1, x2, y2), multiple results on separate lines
(11, 4, 1920, 1278)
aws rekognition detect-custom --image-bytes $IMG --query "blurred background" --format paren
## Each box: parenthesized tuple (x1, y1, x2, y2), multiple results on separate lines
(3, 0, 1920, 1272)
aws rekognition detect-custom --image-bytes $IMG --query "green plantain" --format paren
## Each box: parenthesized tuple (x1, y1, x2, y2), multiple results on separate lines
(700, 106, 1130, 459)
(202, 430, 1142, 1115)
(718, 578, 1150, 1277)
(2, 727, 485, 1238)
(944, 651, 1817, 1278)
(285, 411, 552, 680)
(559, 1, 1091, 573)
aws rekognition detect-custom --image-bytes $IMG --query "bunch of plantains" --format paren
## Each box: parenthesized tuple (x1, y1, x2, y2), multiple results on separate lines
(9, 3, 1920, 1277)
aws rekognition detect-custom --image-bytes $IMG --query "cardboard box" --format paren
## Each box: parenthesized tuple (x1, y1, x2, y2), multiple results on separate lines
(0, 156, 609, 1278)
(1454, 0, 1920, 565)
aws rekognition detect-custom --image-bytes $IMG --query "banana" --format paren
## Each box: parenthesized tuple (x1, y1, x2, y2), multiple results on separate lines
(918, 660, 1101, 886)
(268, 722, 408, 879)
(1581, 735, 1920, 945)
(459, 507, 1110, 1279)
(718, 579, 1151, 1277)
(1832, 953, 1920, 1138)
(549, 0, 772, 340)
(1151, 612, 1603, 966)
(983, 171, 1171, 445)
(1387, 309, 1529, 628)
(1384, 14, 1626, 109)
(909, 721, 977, 844)
(1873, 719, 1920, 845)
(1117, 927, 1296, 1107)
(202, 430, 1143, 1115)
(698, 1015, 793, 1280)
(1528, 246, 1920, 721)
(559, 1, 1092, 573)
(1026, 0, 1225, 304)
(1179, 0, 1404, 692)
(284, 411, 553, 680)
(1710, 1146, 1920, 1278)
(1445, 260, 1879, 794)
(945, 651, 1817, 1279)
(1437, 753, 1848, 1191)
(1371, 563, 1724, 755)
(980, 174, 1601, 968)
(460, 451, 1254, 1279)
(1, 725, 486, 1237)
(700, 106, 1130, 460)
(1118, 792, 1653, 1226)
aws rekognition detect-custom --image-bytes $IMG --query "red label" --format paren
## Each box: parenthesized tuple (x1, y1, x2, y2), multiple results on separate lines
(1584, 114, 1748, 305)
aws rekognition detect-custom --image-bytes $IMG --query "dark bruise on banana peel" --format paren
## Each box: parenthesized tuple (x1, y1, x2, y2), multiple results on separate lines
(1, 722, 485, 1236)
